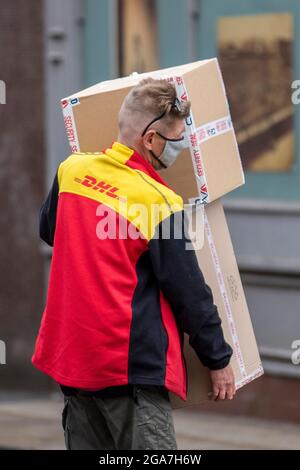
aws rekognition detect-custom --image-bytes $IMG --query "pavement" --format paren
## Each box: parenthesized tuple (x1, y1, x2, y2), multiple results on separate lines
(0, 393, 299, 450)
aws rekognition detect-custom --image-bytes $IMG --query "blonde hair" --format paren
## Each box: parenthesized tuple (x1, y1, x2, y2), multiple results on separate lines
(118, 77, 191, 143)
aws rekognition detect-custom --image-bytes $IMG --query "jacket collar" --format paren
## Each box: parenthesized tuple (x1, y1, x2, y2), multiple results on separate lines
(104, 141, 173, 190)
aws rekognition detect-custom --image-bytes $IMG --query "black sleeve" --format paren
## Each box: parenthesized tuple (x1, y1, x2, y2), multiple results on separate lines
(39, 171, 59, 247)
(148, 209, 233, 370)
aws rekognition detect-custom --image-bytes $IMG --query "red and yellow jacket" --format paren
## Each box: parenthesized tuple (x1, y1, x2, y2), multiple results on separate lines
(32, 142, 232, 401)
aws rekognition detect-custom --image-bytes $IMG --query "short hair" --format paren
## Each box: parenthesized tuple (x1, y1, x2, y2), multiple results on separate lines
(118, 77, 191, 140)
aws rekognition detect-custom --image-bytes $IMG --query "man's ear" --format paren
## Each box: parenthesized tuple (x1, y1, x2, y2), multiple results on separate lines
(142, 130, 156, 151)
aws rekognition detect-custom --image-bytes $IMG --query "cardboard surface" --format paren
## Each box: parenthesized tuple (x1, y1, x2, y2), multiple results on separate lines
(169, 200, 263, 409)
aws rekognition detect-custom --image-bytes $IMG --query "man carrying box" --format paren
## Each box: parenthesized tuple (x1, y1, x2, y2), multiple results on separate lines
(32, 78, 235, 450)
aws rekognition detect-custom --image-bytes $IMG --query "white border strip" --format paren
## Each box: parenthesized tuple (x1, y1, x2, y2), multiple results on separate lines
(204, 210, 247, 379)
(61, 98, 81, 153)
(166, 75, 210, 204)
(196, 115, 232, 143)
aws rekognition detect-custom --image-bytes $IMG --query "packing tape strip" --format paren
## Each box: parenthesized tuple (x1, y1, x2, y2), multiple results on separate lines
(167, 75, 210, 204)
(61, 98, 81, 153)
(204, 210, 248, 379)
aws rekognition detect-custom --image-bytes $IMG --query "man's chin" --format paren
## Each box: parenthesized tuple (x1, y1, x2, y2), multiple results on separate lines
(151, 161, 162, 171)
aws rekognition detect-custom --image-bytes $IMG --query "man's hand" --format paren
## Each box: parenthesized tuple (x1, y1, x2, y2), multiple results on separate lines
(209, 364, 236, 401)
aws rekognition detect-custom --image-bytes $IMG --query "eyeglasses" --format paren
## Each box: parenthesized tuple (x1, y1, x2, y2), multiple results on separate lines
(141, 98, 184, 139)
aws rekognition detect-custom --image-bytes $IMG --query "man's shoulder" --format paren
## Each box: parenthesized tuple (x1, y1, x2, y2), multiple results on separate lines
(132, 169, 183, 212)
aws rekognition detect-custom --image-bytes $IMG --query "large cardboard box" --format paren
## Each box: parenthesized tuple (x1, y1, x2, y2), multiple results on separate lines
(169, 199, 263, 409)
(61, 58, 244, 204)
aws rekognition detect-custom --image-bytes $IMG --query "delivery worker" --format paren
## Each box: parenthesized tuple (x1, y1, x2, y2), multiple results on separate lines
(32, 77, 235, 450)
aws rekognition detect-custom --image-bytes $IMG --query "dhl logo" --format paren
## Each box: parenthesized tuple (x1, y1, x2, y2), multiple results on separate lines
(74, 175, 124, 200)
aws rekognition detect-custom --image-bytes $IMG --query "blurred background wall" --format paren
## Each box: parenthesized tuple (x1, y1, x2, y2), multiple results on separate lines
(0, 0, 299, 422)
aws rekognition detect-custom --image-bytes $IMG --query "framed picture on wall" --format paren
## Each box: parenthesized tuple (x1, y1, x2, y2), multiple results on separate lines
(217, 12, 294, 172)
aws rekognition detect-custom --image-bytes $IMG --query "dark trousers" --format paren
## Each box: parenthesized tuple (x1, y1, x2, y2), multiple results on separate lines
(61, 384, 178, 450)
